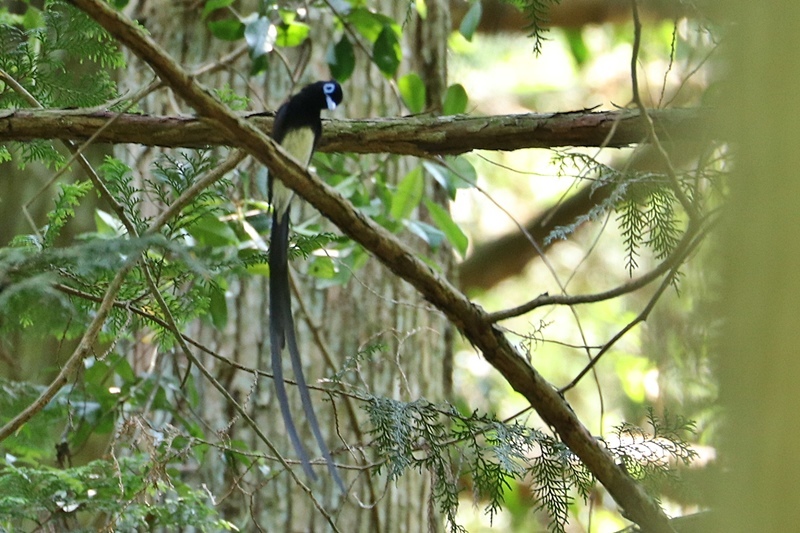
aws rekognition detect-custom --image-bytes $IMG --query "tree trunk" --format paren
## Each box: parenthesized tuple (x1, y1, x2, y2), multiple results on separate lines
(116, 1, 452, 530)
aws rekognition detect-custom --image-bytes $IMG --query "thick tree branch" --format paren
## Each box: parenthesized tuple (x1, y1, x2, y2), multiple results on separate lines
(66, 1, 676, 530)
(0, 107, 708, 155)
(451, 0, 693, 34)
(460, 182, 614, 292)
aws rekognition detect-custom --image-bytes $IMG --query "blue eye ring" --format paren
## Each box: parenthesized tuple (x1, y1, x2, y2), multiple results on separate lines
(323, 82, 337, 95)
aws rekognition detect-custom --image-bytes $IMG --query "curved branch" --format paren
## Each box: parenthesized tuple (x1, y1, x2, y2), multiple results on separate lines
(0, 107, 710, 155)
(485, 218, 707, 322)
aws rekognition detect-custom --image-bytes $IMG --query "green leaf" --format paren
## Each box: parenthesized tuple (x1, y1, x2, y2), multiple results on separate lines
(424, 198, 468, 257)
(347, 8, 398, 42)
(564, 27, 589, 66)
(459, 1, 482, 42)
(405, 219, 444, 249)
(422, 161, 452, 196)
(208, 18, 245, 41)
(107, 353, 136, 385)
(422, 158, 476, 199)
(307, 256, 336, 279)
(416, 0, 428, 19)
(276, 21, 309, 47)
(373, 25, 401, 77)
(447, 155, 478, 186)
(94, 209, 126, 237)
(443, 83, 468, 115)
(202, 0, 234, 20)
(391, 166, 424, 220)
(250, 54, 270, 76)
(398, 73, 426, 114)
(245, 262, 271, 277)
(213, 85, 249, 110)
(327, 35, 356, 82)
(208, 284, 228, 329)
(21, 5, 45, 29)
(187, 214, 238, 247)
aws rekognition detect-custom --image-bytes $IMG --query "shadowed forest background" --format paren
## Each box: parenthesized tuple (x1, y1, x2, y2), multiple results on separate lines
(0, 0, 796, 532)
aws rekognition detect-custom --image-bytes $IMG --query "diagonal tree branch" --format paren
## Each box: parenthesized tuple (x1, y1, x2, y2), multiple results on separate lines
(0, 107, 709, 155)
(65, 0, 676, 530)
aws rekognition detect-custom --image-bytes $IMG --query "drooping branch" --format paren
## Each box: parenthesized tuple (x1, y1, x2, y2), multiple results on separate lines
(0, 107, 709, 155)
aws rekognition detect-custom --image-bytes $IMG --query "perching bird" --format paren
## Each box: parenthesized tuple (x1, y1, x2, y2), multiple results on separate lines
(268, 80, 345, 490)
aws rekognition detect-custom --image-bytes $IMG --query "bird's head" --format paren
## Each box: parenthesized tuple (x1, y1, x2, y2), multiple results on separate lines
(299, 80, 343, 111)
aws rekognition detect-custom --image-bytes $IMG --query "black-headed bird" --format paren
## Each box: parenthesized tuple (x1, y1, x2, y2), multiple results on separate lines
(268, 80, 345, 491)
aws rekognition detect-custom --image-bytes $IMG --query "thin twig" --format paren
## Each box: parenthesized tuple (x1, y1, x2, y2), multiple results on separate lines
(558, 222, 710, 394)
(139, 263, 343, 530)
(630, 0, 701, 223)
(486, 221, 701, 322)
(0, 260, 137, 441)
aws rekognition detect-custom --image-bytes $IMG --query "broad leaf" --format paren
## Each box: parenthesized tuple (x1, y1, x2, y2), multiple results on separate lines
(391, 166, 424, 220)
(327, 35, 356, 82)
(207, 18, 245, 41)
(399, 73, 426, 113)
(424, 198, 468, 257)
(405, 219, 444, 249)
(276, 21, 309, 47)
(443, 83, 468, 115)
(202, 0, 234, 20)
(459, 1, 482, 42)
(373, 25, 401, 77)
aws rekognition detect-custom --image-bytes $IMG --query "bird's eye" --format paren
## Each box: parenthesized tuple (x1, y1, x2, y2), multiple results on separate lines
(323, 82, 336, 95)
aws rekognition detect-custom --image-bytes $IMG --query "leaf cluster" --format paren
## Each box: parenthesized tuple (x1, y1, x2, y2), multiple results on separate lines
(0, 0, 124, 168)
(546, 149, 728, 277)
(610, 407, 699, 497)
(0, 454, 233, 532)
(501, 0, 562, 54)
(364, 397, 695, 533)
(0, 150, 238, 341)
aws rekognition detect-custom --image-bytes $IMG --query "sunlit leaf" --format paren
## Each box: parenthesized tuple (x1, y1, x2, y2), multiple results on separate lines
(391, 166, 424, 220)
(347, 8, 398, 42)
(424, 198, 468, 257)
(307, 256, 337, 279)
(443, 83, 468, 115)
(276, 21, 309, 47)
(187, 214, 238, 247)
(94, 209, 126, 237)
(399, 73, 426, 113)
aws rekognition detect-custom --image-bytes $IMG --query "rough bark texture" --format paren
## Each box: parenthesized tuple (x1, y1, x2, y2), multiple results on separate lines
(0, 107, 709, 154)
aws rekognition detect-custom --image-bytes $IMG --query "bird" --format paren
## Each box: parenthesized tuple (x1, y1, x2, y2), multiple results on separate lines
(268, 80, 345, 491)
